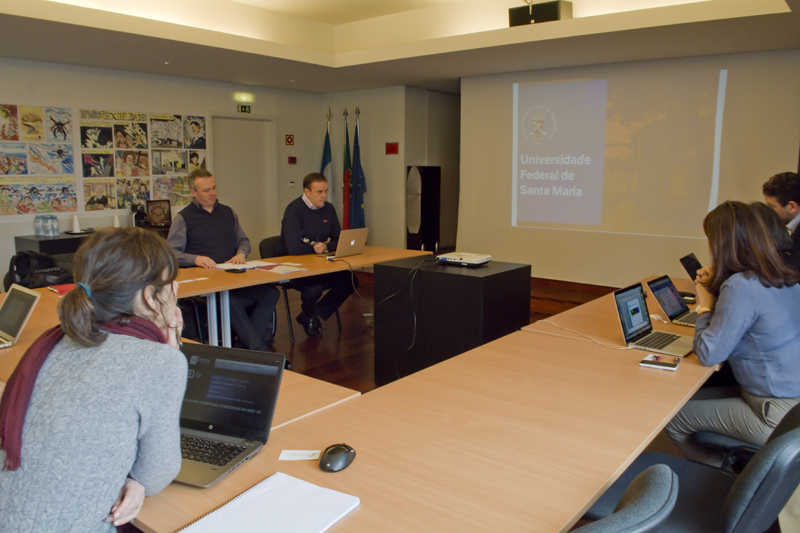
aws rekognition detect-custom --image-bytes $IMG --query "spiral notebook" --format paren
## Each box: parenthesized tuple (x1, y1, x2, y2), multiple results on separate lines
(173, 472, 360, 533)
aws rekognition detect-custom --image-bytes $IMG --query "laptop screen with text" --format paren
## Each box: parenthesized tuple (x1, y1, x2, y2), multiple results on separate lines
(180, 351, 281, 442)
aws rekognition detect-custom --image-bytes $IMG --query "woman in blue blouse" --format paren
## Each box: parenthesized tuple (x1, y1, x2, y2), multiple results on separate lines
(665, 201, 800, 466)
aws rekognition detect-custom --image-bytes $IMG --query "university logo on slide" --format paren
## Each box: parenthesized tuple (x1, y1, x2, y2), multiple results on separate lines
(521, 105, 555, 144)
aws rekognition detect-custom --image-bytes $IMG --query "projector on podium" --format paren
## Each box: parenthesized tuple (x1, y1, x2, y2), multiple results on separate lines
(436, 252, 492, 267)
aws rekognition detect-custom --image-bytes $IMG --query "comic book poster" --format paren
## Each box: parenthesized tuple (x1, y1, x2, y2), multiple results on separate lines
(0, 178, 77, 215)
(150, 114, 182, 149)
(28, 144, 74, 175)
(152, 149, 187, 175)
(0, 143, 28, 175)
(153, 176, 192, 207)
(45, 107, 73, 143)
(113, 122, 148, 149)
(84, 178, 116, 211)
(0, 105, 19, 141)
(80, 124, 113, 149)
(116, 177, 149, 209)
(115, 150, 149, 177)
(82, 151, 114, 177)
(19, 106, 45, 142)
(184, 116, 206, 149)
(188, 150, 206, 172)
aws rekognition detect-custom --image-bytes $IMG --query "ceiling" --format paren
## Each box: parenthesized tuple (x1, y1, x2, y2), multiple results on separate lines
(230, 0, 470, 25)
(0, 0, 798, 95)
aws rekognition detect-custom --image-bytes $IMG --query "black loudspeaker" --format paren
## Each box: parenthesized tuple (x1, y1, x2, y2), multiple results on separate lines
(406, 166, 441, 252)
(509, 1, 573, 27)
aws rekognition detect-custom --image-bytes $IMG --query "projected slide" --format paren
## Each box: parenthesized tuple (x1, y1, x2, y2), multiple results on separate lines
(511, 69, 726, 238)
(513, 80, 608, 226)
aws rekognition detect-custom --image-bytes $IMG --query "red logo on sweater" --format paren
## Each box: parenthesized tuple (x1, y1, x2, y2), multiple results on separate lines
(323, 219, 328, 223)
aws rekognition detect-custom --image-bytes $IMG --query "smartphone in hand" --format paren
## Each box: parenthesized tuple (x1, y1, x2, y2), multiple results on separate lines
(679, 253, 703, 281)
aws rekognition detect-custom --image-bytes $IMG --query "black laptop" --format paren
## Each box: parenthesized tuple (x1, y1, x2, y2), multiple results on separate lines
(175, 344, 285, 488)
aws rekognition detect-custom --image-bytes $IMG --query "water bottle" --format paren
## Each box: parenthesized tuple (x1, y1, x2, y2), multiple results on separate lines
(52, 215, 60, 236)
(34, 215, 44, 237)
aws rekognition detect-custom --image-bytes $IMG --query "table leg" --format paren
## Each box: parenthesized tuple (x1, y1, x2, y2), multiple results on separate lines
(220, 290, 232, 348)
(204, 293, 218, 346)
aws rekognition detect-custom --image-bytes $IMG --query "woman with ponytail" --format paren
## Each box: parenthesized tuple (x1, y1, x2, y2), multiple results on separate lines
(0, 227, 187, 532)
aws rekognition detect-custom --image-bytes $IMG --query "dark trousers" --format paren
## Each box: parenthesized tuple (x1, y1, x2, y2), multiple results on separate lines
(292, 271, 358, 320)
(229, 284, 280, 351)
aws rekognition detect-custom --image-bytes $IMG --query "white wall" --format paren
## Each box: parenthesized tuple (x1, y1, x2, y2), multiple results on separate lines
(459, 50, 800, 287)
(323, 87, 408, 249)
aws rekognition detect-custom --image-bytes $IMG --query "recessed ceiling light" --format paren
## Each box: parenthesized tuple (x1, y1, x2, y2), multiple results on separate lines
(163, 61, 170, 65)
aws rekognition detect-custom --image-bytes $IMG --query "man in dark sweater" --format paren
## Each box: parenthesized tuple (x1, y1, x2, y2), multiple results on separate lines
(763, 171, 800, 272)
(168, 169, 279, 351)
(277, 172, 358, 338)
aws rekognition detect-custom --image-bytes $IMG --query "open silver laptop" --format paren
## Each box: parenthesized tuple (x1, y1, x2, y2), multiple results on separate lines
(317, 228, 369, 259)
(646, 275, 698, 327)
(176, 344, 285, 488)
(0, 284, 41, 349)
(613, 283, 694, 357)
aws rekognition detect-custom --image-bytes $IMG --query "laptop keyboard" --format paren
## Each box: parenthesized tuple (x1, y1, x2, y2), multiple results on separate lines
(637, 331, 680, 350)
(181, 435, 248, 466)
(678, 311, 698, 325)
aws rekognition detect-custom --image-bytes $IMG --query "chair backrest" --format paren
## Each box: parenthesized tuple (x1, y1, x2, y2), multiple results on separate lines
(259, 236, 281, 260)
(573, 464, 679, 533)
(723, 402, 800, 533)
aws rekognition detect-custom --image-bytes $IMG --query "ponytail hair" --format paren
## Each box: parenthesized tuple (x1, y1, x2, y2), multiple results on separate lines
(58, 227, 179, 347)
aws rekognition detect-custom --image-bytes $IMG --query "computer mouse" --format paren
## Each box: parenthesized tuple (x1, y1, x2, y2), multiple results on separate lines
(319, 443, 356, 472)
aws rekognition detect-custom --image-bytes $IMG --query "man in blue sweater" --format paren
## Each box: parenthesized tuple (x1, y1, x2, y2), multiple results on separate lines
(168, 169, 279, 351)
(277, 173, 358, 338)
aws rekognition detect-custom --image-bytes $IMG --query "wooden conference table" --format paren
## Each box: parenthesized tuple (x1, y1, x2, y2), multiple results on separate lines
(176, 246, 430, 347)
(137, 277, 717, 533)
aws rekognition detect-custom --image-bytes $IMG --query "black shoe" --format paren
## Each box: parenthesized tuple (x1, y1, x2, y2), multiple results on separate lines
(284, 359, 292, 371)
(296, 312, 323, 338)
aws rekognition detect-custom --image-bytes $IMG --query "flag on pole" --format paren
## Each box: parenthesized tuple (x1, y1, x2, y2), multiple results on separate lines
(342, 112, 352, 230)
(349, 114, 367, 229)
(320, 116, 333, 202)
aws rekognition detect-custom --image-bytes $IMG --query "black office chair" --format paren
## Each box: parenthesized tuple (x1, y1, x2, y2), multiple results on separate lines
(259, 236, 341, 343)
(691, 432, 760, 474)
(573, 464, 678, 533)
(585, 402, 800, 533)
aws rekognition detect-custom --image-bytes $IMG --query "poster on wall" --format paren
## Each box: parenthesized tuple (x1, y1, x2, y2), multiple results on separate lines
(0, 178, 77, 214)
(0, 143, 28, 175)
(150, 114, 182, 148)
(184, 116, 206, 149)
(84, 178, 116, 211)
(0, 105, 20, 141)
(0, 105, 207, 217)
(29, 144, 74, 175)
(116, 177, 149, 210)
(45, 107, 73, 143)
(19, 106, 46, 142)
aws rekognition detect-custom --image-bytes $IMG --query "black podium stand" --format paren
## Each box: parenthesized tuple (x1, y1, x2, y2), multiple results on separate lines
(374, 257, 530, 385)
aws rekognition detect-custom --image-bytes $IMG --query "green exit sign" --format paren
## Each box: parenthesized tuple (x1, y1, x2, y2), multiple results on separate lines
(237, 105, 251, 113)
